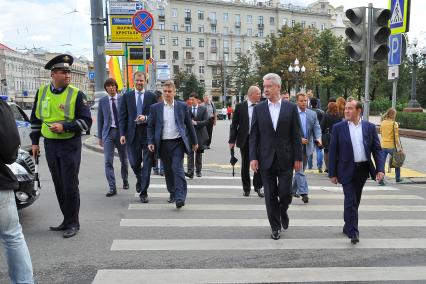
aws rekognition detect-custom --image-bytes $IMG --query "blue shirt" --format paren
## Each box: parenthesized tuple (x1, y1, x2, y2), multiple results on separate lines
(298, 107, 307, 138)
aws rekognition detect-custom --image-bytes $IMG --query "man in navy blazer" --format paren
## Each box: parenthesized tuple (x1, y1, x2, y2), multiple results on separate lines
(118, 71, 156, 203)
(148, 80, 198, 208)
(328, 99, 384, 244)
(97, 78, 128, 197)
(250, 73, 303, 240)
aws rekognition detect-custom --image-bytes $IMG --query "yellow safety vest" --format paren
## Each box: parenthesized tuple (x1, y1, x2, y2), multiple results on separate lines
(35, 84, 79, 139)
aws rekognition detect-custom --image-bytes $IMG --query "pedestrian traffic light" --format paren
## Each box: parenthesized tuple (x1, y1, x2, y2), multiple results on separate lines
(345, 7, 367, 61)
(370, 8, 392, 61)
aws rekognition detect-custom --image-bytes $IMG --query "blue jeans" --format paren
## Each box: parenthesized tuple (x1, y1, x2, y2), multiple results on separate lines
(292, 147, 309, 195)
(382, 148, 401, 181)
(308, 145, 323, 169)
(0, 190, 34, 284)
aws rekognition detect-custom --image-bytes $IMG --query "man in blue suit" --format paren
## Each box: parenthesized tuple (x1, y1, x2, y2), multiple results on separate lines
(148, 80, 198, 208)
(292, 93, 322, 203)
(98, 78, 129, 197)
(119, 71, 156, 203)
(328, 99, 384, 244)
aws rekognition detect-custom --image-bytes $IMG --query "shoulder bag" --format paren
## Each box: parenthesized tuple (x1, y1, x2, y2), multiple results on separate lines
(391, 122, 405, 168)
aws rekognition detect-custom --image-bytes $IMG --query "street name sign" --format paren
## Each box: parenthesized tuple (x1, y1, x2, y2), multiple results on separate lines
(109, 1, 144, 15)
(389, 0, 410, 34)
(388, 33, 402, 66)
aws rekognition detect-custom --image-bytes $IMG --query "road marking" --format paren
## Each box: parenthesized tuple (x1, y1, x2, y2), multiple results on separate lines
(134, 192, 422, 200)
(93, 266, 426, 283)
(111, 238, 426, 251)
(120, 218, 426, 227)
(128, 204, 426, 212)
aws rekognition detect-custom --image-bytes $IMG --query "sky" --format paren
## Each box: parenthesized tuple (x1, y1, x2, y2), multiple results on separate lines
(0, 0, 424, 60)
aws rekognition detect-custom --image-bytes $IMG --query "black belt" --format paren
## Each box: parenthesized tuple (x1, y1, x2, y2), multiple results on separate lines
(110, 127, 118, 129)
(161, 137, 182, 142)
(355, 161, 368, 167)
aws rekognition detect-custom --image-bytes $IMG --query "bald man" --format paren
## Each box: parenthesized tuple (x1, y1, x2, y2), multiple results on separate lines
(229, 86, 264, 197)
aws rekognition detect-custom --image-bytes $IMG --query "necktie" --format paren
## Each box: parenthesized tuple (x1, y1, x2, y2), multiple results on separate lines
(111, 98, 118, 127)
(192, 106, 196, 117)
(137, 92, 143, 116)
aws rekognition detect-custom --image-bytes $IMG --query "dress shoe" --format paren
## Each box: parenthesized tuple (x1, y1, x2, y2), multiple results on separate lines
(185, 172, 194, 179)
(106, 189, 117, 197)
(301, 194, 309, 203)
(123, 181, 129, 190)
(167, 194, 176, 203)
(351, 233, 360, 244)
(292, 193, 300, 198)
(49, 223, 66, 231)
(324, 169, 328, 173)
(271, 230, 281, 240)
(196, 172, 202, 177)
(140, 195, 149, 203)
(63, 227, 78, 238)
(243, 191, 250, 197)
(176, 200, 185, 208)
(318, 168, 323, 173)
(254, 188, 264, 198)
(160, 172, 164, 176)
(281, 211, 289, 230)
(153, 169, 159, 175)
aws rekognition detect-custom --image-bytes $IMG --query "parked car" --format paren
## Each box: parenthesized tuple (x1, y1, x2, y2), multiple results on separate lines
(7, 102, 32, 152)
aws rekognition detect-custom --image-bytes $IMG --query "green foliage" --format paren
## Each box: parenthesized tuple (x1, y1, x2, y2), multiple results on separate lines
(396, 112, 426, 130)
(231, 51, 257, 99)
(173, 70, 205, 101)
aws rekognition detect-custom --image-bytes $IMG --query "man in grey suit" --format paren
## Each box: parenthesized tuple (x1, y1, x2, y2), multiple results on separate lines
(97, 78, 128, 197)
(186, 92, 209, 178)
(292, 93, 322, 203)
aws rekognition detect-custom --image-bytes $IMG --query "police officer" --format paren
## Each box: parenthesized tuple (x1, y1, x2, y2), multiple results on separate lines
(30, 54, 92, 238)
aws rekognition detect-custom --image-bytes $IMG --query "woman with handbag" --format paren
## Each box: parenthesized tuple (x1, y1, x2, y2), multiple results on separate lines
(379, 108, 404, 184)
(321, 102, 342, 172)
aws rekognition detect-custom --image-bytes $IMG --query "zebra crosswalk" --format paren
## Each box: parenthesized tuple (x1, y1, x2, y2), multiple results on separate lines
(92, 174, 426, 283)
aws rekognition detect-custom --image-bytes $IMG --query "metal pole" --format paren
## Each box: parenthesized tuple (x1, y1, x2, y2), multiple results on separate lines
(143, 36, 147, 84)
(392, 79, 397, 109)
(90, 0, 107, 96)
(408, 54, 421, 108)
(124, 43, 129, 91)
(223, 35, 227, 108)
(363, 3, 373, 121)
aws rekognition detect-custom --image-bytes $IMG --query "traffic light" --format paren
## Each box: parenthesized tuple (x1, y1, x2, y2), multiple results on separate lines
(345, 7, 366, 61)
(370, 8, 391, 61)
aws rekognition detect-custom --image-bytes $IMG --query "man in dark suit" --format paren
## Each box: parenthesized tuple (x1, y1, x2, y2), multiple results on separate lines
(118, 71, 156, 203)
(148, 80, 198, 208)
(229, 85, 264, 198)
(328, 99, 384, 244)
(250, 73, 303, 240)
(186, 92, 209, 178)
(98, 78, 129, 197)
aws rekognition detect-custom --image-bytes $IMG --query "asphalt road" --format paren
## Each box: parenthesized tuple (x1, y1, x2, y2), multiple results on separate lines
(1, 120, 426, 283)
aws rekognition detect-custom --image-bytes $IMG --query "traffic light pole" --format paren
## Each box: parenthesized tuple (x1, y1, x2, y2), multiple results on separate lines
(363, 3, 373, 122)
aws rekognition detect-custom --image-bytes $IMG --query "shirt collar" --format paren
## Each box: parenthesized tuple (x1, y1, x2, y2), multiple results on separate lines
(164, 100, 174, 107)
(348, 118, 362, 127)
(267, 99, 281, 107)
(247, 99, 256, 107)
(136, 89, 145, 95)
(297, 106, 306, 114)
(192, 104, 198, 108)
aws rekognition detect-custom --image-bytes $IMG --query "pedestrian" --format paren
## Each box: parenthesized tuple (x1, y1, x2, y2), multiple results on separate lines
(201, 95, 216, 149)
(229, 85, 264, 198)
(336, 96, 346, 118)
(307, 97, 325, 173)
(250, 73, 303, 240)
(281, 92, 290, 101)
(226, 105, 233, 120)
(0, 99, 34, 283)
(292, 93, 322, 204)
(30, 54, 92, 238)
(186, 92, 209, 178)
(118, 71, 156, 203)
(147, 80, 198, 208)
(321, 102, 342, 172)
(328, 99, 384, 244)
(152, 90, 164, 176)
(379, 108, 404, 184)
(97, 78, 129, 197)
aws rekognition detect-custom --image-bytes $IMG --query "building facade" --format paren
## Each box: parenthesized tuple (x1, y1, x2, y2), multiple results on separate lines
(151, 0, 345, 100)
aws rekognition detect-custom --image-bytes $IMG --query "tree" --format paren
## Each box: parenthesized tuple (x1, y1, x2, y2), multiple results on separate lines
(231, 51, 257, 102)
(173, 70, 205, 101)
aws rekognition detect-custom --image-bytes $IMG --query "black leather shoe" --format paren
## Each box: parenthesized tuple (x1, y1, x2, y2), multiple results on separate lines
(123, 181, 129, 190)
(106, 189, 117, 197)
(281, 211, 289, 230)
(351, 233, 360, 244)
(49, 223, 66, 231)
(160, 172, 164, 176)
(254, 188, 264, 198)
(301, 194, 309, 204)
(185, 172, 194, 179)
(271, 230, 281, 240)
(176, 200, 185, 208)
(343, 227, 350, 238)
(292, 193, 300, 198)
(140, 195, 149, 203)
(196, 172, 202, 177)
(243, 191, 250, 197)
(167, 194, 175, 203)
(63, 227, 78, 238)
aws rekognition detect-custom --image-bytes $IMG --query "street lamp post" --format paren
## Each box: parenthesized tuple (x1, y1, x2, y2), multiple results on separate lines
(405, 37, 426, 111)
(288, 58, 305, 94)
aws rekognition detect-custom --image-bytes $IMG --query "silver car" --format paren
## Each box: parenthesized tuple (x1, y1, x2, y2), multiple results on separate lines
(7, 102, 32, 151)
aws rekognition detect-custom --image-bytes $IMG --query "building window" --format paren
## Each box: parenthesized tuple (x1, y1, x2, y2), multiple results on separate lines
(173, 65, 179, 73)
(258, 30, 264, 37)
(199, 66, 205, 74)
(199, 52, 205, 60)
(223, 13, 228, 21)
(160, 36, 166, 45)
(185, 24, 191, 32)
(159, 22, 165, 30)
(199, 38, 204, 47)
(160, 50, 166, 59)
(212, 79, 219, 87)
(209, 12, 216, 20)
(283, 18, 287, 26)
(211, 39, 217, 48)
(224, 53, 229, 62)
(235, 28, 241, 35)
(198, 10, 204, 20)
(211, 26, 216, 33)
(186, 66, 192, 74)
(185, 51, 192, 59)
(247, 15, 252, 24)
(200, 79, 205, 86)
(223, 27, 229, 35)
(291, 20, 296, 27)
(301, 21, 306, 28)
(259, 16, 263, 24)
(311, 22, 316, 28)
(235, 14, 241, 24)
(321, 23, 326, 30)
(247, 28, 253, 36)
(172, 37, 178, 46)
(321, 3, 326, 9)
(270, 17, 275, 25)
(184, 9, 191, 19)
(173, 51, 179, 60)
(171, 8, 177, 17)
(186, 38, 192, 46)
(198, 25, 204, 33)
(159, 8, 165, 16)
(172, 23, 178, 31)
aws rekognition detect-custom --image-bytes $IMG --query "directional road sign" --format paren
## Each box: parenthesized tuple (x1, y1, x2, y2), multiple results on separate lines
(389, 0, 410, 34)
(388, 33, 402, 66)
(132, 10, 154, 36)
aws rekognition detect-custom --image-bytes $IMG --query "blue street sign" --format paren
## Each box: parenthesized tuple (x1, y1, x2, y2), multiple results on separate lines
(135, 3, 144, 10)
(132, 10, 154, 35)
(388, 34, 402, 66)
(389, 0, 410, 34)
(89, 71, 95, 81)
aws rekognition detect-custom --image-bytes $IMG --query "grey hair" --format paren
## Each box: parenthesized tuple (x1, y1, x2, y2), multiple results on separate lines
(263, 73, 281, 86)
(247, 85, 261, 96)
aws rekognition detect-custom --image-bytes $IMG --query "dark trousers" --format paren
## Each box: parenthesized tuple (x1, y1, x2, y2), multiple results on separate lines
(260, 156, 294, 232)
(103, 128, 128, 190)
(342, 162, 369, 237)
(206, 118, 214, 146)
(240, 140, 262, 193)
(127, 127, 152, 196)
(44, 136, 81, 229)
(160, 139, 187, 202)
(187, 150, 202, 174)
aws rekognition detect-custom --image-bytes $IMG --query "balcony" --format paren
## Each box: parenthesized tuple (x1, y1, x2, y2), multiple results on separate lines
(158, 15, 165, 21)
(184, 58, 195, 65)
(235, 48, 241, 54)
(184, 16, 192, 24)
(209, 18, 217, 26)
(207, 60, 218, 66)
(258, 23, 264, 29)
(210, 47, 217, 53)
(235, 21, 241, 28)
